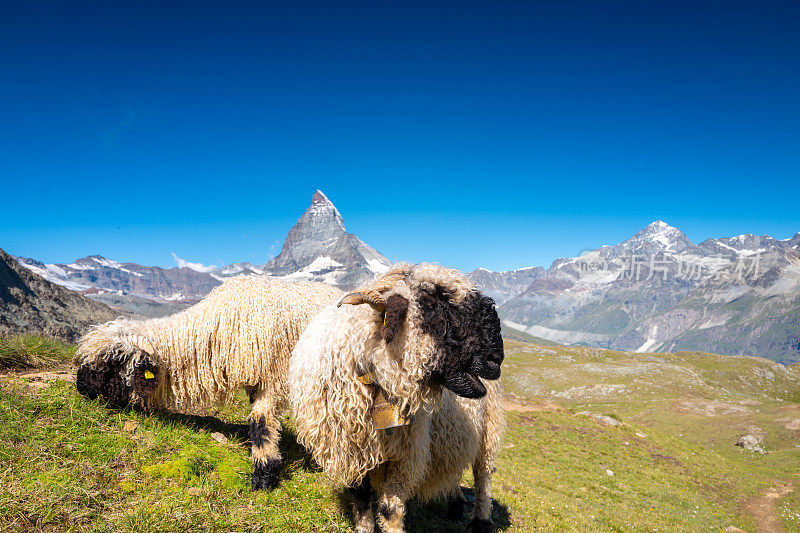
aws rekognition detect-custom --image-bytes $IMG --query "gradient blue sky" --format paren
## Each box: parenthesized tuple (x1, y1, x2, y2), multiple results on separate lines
(2, 1, 799, 272)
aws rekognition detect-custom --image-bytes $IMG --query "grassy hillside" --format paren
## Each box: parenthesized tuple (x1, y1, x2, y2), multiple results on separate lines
(0, 335, 797, 531)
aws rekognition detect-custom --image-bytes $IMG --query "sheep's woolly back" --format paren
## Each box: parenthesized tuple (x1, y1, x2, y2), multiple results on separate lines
(289, 263, 488, 487)
(76, 276, 342, 412)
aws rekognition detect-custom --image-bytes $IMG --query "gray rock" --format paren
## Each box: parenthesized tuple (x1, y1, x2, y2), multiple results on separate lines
(575, 411, 622, 426)
(734, 434, 765, 453)
(210, 432, 228, 445)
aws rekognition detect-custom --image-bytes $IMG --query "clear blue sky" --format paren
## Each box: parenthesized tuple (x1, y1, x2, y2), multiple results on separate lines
(2, 1, 799, 272)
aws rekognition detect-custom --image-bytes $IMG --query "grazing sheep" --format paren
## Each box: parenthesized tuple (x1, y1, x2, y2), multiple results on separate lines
(289, 264, 505, 533)
(75, 276, 342, 490)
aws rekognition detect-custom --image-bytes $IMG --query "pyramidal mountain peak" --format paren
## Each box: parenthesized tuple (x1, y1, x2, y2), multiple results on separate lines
(264, 190, 390, 288)
(307, 189, 346, 232)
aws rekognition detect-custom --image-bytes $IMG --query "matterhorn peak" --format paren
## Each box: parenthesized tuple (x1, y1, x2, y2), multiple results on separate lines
(311, 189, 332, 207)
(304, 189, 345, 231)
(264, 190, 390, 287)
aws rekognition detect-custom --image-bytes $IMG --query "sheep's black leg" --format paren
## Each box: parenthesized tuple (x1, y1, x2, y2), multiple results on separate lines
(470, 459, 494, 533)
(349, 476, 374, 533)
(249, 391, 282, 490)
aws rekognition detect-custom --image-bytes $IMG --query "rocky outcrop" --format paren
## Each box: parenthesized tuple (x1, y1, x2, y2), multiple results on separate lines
(0, 248, 121, 341)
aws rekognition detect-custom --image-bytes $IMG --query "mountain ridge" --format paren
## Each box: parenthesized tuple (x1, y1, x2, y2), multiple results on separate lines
(0, 248, 121, 340)
(497, 220, 800, 363)
(10, 201, 800, 363)
(263, 190, 391, 287)
(13, 190, 391, 316)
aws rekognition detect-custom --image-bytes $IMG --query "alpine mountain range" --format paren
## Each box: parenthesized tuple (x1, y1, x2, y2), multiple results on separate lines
(9, 191, 800, 364)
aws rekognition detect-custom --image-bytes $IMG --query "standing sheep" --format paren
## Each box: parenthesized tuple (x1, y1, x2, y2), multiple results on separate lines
(289, 264, 505, 533)
(75, 276, 342, 490)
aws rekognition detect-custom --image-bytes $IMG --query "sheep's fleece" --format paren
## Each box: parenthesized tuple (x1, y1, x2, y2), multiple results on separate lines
(289, 264, 505, 533)
(75, 276, 342, 490)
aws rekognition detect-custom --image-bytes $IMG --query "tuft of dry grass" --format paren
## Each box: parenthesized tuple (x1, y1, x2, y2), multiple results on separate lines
(0, 334, 76, 370)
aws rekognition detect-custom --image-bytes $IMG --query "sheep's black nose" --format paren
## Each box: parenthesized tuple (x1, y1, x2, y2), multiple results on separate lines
(477, 359, 501, 380)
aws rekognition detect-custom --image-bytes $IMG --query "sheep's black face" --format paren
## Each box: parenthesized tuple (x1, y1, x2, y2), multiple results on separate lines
(76, 347, 159, 407)
(76, 358, 132, 408)
(416, 283, 505, 399)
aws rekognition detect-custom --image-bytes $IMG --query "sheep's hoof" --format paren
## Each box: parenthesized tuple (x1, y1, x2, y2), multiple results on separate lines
(469, 518, 493, 533)
(251, 458, 282, 491)
(446, 499, 465, 521)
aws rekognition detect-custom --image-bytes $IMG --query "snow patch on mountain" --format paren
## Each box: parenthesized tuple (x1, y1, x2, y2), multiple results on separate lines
(503, 320, 609, 344)
(16, 259, 92, 291)
(635, 325, 659, 353)
(367, 258, 391, 274)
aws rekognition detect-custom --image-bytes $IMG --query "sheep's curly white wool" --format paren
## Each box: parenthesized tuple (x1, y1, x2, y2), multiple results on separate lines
(289, 264, 505, 533)
(75, 275, 342, 490)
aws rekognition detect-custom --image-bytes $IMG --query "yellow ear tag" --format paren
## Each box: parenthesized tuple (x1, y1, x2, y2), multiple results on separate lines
(383, 312, 387, 326)
(144, 371, 155, 379)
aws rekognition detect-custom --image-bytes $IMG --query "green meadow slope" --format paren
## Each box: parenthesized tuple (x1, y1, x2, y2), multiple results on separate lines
(0, 336, 797, 532)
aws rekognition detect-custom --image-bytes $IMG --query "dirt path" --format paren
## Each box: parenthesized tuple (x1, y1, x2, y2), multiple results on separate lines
(0, 368, 74, 392)
(742, 482, 794, 533)
(17, 369, 75, 382)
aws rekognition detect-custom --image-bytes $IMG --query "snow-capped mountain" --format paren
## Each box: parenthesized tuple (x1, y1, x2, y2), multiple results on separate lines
(609, 220, 695, 257)
(264, 190, 391, 287)
(14, 190, 391, 316)
(499, 221, 800, 364)
(16, 255, 223, 303)
(467, 266, 545, 305)
(11, 199, 800, 363)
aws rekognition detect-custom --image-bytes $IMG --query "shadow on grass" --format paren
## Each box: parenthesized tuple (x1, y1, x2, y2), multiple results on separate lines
(132, 407, 511, 531)
(335, 485, 511, 533)
(131, 406, 321, 480)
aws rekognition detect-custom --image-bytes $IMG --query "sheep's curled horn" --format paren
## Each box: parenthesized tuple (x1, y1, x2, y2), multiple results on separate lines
(337, 272, 410, 342)
(337, 288, 386, 312)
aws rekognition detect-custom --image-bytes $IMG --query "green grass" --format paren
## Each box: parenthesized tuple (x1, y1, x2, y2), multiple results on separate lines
(0, 336, 798, 531)
(494, 411, 761, 532)
(0, 379, 351, 532)
(0, 334, 75, 369)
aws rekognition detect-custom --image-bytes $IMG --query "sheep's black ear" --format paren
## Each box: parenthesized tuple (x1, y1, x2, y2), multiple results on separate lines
(380, 294, 409, 343)
(132, 356, 160, 399)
